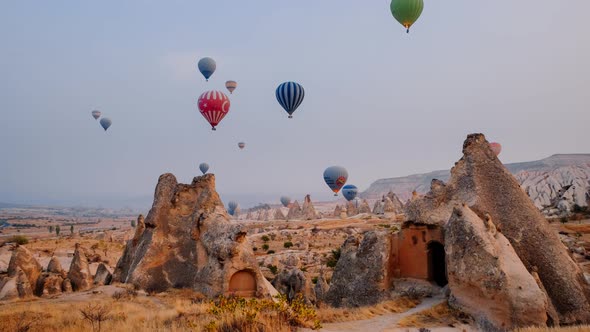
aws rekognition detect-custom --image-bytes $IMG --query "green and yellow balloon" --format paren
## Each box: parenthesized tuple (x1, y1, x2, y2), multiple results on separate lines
(390, 0, 424, 33)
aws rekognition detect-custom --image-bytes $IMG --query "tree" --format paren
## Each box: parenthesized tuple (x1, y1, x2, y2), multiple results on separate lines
(70, 224, 74, 234)
(48, 225, 54, 234)
(80, 303, 112, 332)
(130, 219, 136, 228)
(55, 225, 61, 236)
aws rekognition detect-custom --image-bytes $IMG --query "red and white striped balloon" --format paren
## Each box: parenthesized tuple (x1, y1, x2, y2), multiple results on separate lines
(198, 90, 230, 130)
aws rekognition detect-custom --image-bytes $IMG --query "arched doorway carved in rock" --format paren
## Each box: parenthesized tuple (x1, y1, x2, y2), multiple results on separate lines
(427, 241, 448, 287)
(229, 270, 257, 297)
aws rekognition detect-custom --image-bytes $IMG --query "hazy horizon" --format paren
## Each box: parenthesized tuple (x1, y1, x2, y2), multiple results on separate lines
(1, 1, 589, 209)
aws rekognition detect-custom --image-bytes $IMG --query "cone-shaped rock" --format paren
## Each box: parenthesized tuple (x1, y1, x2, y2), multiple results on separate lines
(358, 199, 372, 214)
(345, 201, 358, 217)
(67, 243, 93, 292)
(8, 246, 42, 290)
(406, 133, 590, 324)
(302, 195, 319, 220)
(333, 205, 342, 218)
(287, 200, 303, 220)
(113, 173, 277, 297)
(273, 208, 286, 221)
(446, 205, 547, 330)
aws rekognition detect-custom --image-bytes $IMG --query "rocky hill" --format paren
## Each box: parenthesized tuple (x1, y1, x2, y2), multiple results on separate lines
(363, 154, 590, 212)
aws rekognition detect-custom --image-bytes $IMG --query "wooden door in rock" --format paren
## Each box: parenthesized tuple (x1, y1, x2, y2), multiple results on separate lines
(229, 270, 257, 297)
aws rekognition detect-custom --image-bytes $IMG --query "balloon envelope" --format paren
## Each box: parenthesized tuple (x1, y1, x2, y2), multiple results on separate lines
(323, 166, 348, 196)
(199, 163, 210, 174)
(228, 201, 239, 215)
(342, 185, 359, 201)
(276, 82, 305, 118)
(225, 81, 237, 94)
(390, 0, 424, 33)
(280, 196, 291, 207)
(198, 57, 216, 81)
(198, 90, 230, 130)
(238, 142, 245, 149)
(99, 118, 112, 131)
(91, 110, 101, 120)
(490, 142, 502, 156)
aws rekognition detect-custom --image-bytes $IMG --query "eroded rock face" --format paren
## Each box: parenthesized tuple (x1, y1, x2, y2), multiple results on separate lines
(405, 133, 590, 324)
(93, 263, 112, 286)
(8, 246, 42, 289)
(445, 205, 547, 331)
(358, 200, 372, 214)
(113, 173, 276, 298)
(287, 201, 303, 220)
(37, 274, 64, 297)
(346, 201, 358, 217)
(272, 268, 311, 302)
(47, 257, 66, 278)
(333, 205, 342, 218)
(273, 208, 287, 221)
(373, 200, 384, 215)
(302, 195, 319, 220)
(314, 270, 329, 303)
(67, 243, 93, 292)
(386, 191, 405, 213)
(325, 231, 391, 307)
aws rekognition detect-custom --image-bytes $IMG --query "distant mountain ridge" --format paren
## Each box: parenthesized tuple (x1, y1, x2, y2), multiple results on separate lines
(362, 154, 590, 211)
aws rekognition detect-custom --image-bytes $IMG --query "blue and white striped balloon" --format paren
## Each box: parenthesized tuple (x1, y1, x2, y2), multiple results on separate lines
(276, 81, 305, 118)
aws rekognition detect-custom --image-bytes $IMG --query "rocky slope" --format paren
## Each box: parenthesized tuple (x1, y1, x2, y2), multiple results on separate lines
(363, 154, 590, 212)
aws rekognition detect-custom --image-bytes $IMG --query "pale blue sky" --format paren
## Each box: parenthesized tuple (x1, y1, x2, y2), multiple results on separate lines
(1, 1, 589, 208)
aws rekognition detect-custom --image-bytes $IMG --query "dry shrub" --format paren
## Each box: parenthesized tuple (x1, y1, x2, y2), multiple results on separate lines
(112, 288, 138, 301)
(317, 297, 420, 323)
(79, 303, 112, 332)
(397, 302, 471, 328)
(204, 294, 321, 331)
(0, 311, 48, 332)
(516, 326, 590, 332)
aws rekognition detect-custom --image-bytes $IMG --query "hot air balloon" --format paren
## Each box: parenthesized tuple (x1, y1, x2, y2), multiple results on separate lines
(91, 110, 101, 120)
(199, 163, 210, 174)
(198, 90, 230, 130)
(225, 81, 237, 94)
(99, 118, 112, 131)
(342, 185, 358, 202)
(323, 166, 348, 196)
(238, 142, 245, 150)
(490, 142, 502, 156)
(276, 82, 305, 118)
(228, 201, 239, 215)
(390, 0, 424, 33)
(198, 57, 216, 81)
(280, 196, 291, 207)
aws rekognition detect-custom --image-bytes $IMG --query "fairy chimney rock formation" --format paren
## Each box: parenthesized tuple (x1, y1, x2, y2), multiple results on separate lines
(405, 133, 590, 324)
(346, 201, 358, 217)
(358, 199, 372, 214)
(287, 200, 303, 220)
(302, 195, 319, 220)
(67, 243, 93, 292)
(333, 205, 342, 218)
(445, 205, 547, 331)
(113, 173, 277, 298)
(273, 208, 287, 221)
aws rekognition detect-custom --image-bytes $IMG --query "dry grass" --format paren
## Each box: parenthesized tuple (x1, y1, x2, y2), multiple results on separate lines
(317, 297, 420, 323)
(397, 302, 471, 328)
(516, 326, 590, 332)
(564, 224, 590, 233)
(0, 290, 320, 332)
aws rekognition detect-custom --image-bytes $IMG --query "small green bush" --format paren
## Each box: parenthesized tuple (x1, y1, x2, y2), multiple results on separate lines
(311, 277, 318, 284)
(267, 264, 278, 275)
(262, 244, 269, 251)
(10, 235, 29, 245)
(261, 235, 270, 242)
(283, 241, 294, 248)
